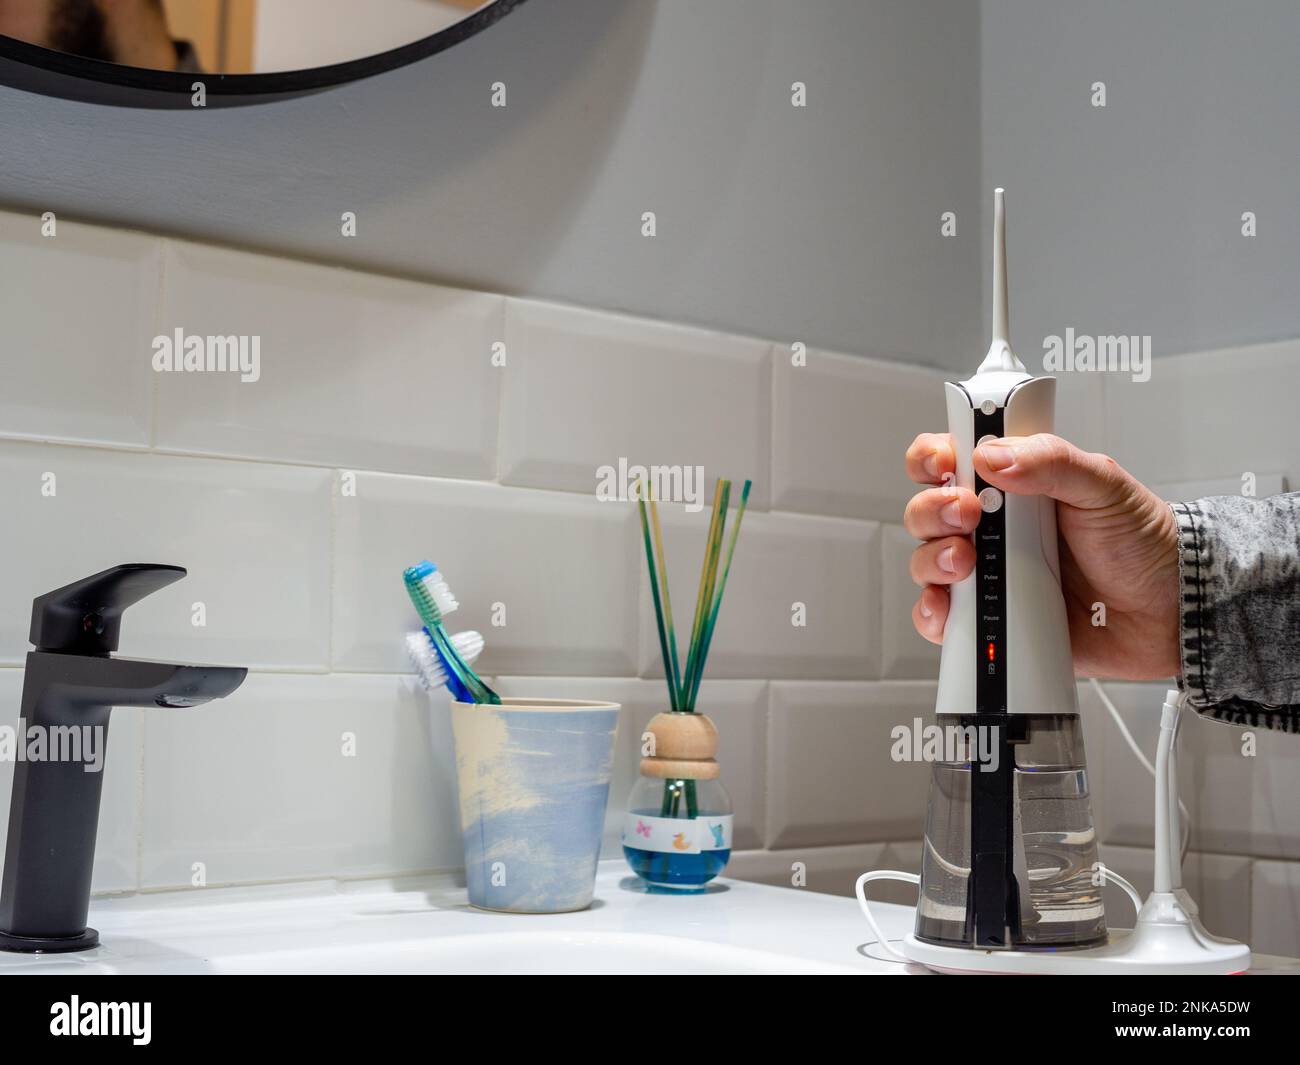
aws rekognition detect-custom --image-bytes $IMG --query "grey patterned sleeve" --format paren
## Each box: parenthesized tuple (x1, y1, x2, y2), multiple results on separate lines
(1171, 493, 1300, 732)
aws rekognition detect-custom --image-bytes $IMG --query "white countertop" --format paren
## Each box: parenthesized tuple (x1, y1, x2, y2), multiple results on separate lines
(0, 863, 915, 974)
(0, 862, 1293, 975)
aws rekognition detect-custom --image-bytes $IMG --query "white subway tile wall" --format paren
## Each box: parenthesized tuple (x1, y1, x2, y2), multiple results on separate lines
(156, 241, 503, 478)
(500, 299, 773, 508)
(140, 672, 459, 888)
(1098, 845, 1253, 946)
(0, 210, 1296, 954)
(332, 473, 640, 676)
(0, 441, 332, 670)
(1050, 371, 1107, 456)
(767, 681, 931, 848)
(1103, 339, 1300, 490)
(1085, 680, 1300, 863)
(0, 214, 157, 449)
(771, 348, 945, 521)
(1252, 861, 1300, 958)
(727, 841, 924, 905)
(880, 524, 941, 679)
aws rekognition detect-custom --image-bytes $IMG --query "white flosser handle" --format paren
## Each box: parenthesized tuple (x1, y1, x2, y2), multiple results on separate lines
(854, 871, 920, 963)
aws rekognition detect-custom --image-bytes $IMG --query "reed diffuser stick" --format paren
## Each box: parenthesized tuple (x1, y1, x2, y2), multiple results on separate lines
(681, 480, 729, 711)
(647, 493, 683, 705)
(637, 484, 680, 713)
(686, 479, 751, 709)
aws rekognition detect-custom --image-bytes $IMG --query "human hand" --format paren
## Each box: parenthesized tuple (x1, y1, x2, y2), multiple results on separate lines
(903, 433, 1180, 680)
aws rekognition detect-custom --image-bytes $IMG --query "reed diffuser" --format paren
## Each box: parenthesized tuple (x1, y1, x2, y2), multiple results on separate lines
(622, 476, 751, 893)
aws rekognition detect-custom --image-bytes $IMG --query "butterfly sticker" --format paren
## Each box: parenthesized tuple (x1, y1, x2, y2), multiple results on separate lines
(635, 820, 652, 838)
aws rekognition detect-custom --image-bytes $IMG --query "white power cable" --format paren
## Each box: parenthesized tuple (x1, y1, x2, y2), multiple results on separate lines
(1089, 677, 1191, 864)
(1102, 866, 1143, 919)
(854, 871, 919, 963)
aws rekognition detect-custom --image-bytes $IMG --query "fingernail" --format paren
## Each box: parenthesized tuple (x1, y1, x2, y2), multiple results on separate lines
(919, 600, 934, 619)
(980, 443, 1016, 471)
(923, 451, 940, 479)
(939, 546, 957, 574)
(941, 499, 963, 527)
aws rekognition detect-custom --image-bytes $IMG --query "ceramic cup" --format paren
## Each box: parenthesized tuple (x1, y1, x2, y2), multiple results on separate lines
(450, 697, 620, 913)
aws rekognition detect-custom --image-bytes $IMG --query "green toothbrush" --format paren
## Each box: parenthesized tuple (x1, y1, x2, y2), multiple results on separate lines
(403, 561, 500, 705)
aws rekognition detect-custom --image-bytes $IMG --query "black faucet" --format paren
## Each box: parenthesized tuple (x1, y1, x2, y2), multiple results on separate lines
(0, 564, 246, 953)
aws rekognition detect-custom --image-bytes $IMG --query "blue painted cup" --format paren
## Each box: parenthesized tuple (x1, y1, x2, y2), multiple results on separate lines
(450, 698, 620, 913)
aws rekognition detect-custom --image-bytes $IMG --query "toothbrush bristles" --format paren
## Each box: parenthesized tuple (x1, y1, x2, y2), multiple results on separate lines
(403, 561, 499, 705)
(405, 629, 484, 692)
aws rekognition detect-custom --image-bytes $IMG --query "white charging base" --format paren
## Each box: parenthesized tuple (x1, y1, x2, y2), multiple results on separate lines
(902, 890, 1250, 975)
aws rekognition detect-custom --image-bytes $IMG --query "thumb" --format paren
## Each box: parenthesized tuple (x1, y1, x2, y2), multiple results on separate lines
(974, 434, 1130, 510)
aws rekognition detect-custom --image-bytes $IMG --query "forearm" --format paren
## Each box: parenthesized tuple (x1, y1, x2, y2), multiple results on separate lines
(1172, 493, 1300, 732)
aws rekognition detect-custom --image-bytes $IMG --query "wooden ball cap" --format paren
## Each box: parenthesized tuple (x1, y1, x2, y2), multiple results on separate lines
(640, 711, 720, 780)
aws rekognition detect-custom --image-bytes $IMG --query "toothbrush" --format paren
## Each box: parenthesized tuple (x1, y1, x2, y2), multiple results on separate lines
(402, 561, 501, 705)
(405, 629, 484, 697)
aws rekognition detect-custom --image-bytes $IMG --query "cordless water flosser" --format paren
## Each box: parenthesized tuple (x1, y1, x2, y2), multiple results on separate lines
(855, 190, 1251, 974)
(930, 188, 1082, 950)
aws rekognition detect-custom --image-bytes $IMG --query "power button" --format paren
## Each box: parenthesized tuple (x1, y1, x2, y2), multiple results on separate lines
(978, 487, 1004, 513)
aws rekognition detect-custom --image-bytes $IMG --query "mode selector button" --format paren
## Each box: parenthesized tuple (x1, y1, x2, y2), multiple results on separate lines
(979, 487, 1004, 513)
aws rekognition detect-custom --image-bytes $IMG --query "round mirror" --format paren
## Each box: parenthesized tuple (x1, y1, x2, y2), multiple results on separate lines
(0, 0, 527, 107)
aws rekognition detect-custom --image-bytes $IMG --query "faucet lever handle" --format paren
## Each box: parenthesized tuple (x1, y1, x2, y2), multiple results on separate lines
(29, 563, 187, 655)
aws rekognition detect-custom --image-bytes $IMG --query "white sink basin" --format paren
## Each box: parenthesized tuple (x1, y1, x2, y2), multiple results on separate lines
(0, 864, 895, 975)
(210, 931, 865, 975)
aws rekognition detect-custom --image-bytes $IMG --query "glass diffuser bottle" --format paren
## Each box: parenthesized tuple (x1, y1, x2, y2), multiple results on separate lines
(623, 710, 732, 892)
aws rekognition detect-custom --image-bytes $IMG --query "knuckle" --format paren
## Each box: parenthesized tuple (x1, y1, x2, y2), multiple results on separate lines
(1029, 434, 1073, 492)
(903, 492, 923, 527)
(908, 546, 929, 584)
(951, 535, 975, 565)
(1090, 450, 1133, 500)
(1036, 433, 1072, 467)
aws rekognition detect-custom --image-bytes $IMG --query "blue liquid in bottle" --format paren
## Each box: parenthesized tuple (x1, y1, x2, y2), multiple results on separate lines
(623, 846, 731, 893)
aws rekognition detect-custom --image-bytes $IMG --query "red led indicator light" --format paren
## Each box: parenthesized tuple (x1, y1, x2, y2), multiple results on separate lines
(987, 642, 996, 662)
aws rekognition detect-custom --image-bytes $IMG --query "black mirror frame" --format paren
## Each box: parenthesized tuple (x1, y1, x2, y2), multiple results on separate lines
(0, 0, 528, 109)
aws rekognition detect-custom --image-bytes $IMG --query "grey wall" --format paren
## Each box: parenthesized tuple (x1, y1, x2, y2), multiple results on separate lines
(982, 0, 1300, 365)
(0, 0, 982, 368)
